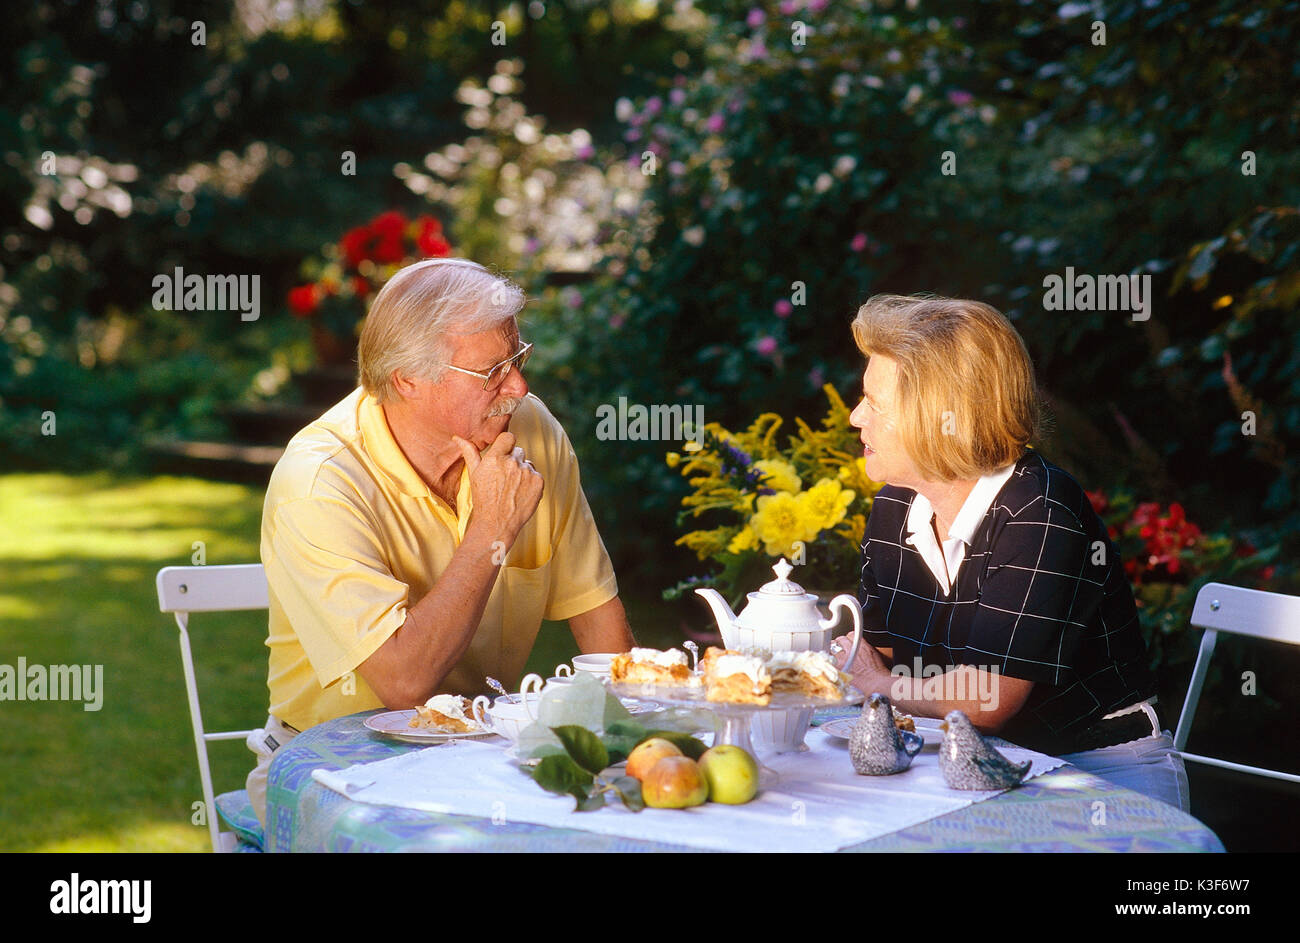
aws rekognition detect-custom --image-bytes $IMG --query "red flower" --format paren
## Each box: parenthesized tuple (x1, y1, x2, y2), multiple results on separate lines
(370, 211, 405, 239)
(339, 226, 372, 268)
(416, 215, 451, 257)
(1086, 490, 1109, 515)
(372, 233, 406, 264)
(351, 276, 371, 298)
(288, 284, 319, 317)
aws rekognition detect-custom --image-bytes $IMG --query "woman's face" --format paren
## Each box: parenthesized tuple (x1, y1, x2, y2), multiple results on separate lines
(849, 354, 925, 490)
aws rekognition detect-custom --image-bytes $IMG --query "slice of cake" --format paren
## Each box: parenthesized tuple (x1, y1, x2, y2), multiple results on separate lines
(891, 706, 915, 732)
(703, 651, 771, 705)
(766, 650, 849, 700)
(409, 694, 479, 733)
(609, 647, 693, 686)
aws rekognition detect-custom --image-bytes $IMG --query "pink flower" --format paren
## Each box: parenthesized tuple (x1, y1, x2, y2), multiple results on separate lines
(574, 144, 595, 160)
(774, 299, 793, 318)
(706, 113, 725, 134)
(747, 8, 766, 28)
(756, 336, 778, 356)
(670, 88, 686, 106)
(808, 0, 828, 11)
(850, 232, 868, 252)
(645, 96, 663, 116)
(808, 366, 825, 388)
(610, 313, 626, 329)
(946, 89, 974, 106)
(749, 38, 768, 60)
(779, 0, 800, 13)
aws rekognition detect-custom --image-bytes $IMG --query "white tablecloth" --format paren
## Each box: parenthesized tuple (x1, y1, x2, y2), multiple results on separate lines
(312, 728, 1064, 852)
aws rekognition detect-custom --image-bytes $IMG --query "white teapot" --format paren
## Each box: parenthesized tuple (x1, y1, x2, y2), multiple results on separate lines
(694, 558, 862, 665)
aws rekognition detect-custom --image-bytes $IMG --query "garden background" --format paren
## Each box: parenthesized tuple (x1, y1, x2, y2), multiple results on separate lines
(1, 0, 1297, 851)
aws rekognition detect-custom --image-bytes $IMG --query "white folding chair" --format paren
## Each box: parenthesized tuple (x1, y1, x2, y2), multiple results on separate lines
(1173, 581, 1300, 784)
(156, 564, 268, 852)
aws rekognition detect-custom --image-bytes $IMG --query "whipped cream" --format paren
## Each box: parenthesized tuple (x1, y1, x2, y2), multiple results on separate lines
(422, 694, 470, 721)
(713, 654, 769, 683)
(630, 647, 688, 668)
(767, 650, 840, 682)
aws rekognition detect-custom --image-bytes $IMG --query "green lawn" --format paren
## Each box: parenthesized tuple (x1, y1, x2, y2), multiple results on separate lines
(0, 472, 685, 852)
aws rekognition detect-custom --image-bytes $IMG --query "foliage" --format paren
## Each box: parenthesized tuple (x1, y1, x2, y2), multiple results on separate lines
(543, 0, 1300, 578)
(0, 1, 691, 470)
(664, 385, 884, 604)
(1086, 487, 1281, 721)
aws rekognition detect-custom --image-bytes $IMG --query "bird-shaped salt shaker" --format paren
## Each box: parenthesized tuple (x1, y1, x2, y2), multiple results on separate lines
(848, 693, 923, 775)
(938, 710, 1032, 789)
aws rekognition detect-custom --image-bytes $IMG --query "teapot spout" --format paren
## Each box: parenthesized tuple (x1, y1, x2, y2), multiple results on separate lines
(694, 587, 737, 647)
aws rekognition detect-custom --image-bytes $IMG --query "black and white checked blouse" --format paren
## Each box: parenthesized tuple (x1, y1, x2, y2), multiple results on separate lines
(858, 450, 1156, 754)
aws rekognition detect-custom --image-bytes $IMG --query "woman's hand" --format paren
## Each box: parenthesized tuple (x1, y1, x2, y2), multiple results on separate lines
(831, 634, 895, 698)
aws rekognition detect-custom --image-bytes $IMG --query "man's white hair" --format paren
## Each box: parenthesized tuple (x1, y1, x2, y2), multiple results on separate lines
(358, 258, 526, 402)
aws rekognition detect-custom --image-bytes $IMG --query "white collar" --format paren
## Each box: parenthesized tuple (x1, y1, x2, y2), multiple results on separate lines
(904, 463, 1017, 594)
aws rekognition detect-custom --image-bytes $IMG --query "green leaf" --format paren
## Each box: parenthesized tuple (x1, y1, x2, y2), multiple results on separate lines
(603, 719, 648, 763)
(606, 719, 648, 741)
(643, 729, 708, 760)
(531, 754, 595, 795)
(610, 776, 645, 813)
(574, 791, 608, 813)
(552, 724, 610, 774)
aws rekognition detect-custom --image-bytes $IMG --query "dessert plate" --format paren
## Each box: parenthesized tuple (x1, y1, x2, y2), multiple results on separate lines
(364, 709, 500, 744)
(820, 716, 943, 746)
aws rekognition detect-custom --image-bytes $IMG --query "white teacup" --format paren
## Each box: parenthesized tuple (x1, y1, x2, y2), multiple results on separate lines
(472, 673, 544, 744)
(546, 663, 576, 687)
(571, 653, 618, 675)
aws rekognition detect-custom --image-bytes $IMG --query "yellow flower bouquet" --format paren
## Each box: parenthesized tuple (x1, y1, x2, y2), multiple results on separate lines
(664, 385, 885, 606)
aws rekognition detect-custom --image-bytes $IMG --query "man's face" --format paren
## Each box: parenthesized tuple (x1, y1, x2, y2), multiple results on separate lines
(407, 321, 530, 451)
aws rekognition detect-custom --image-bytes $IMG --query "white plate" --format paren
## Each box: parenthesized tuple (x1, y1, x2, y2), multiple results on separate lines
(819, 716, 943, 745)
(364, 709, 500, 744)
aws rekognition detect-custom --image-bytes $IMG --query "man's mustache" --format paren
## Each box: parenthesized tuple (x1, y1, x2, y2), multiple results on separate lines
(487, 397, 522, 418)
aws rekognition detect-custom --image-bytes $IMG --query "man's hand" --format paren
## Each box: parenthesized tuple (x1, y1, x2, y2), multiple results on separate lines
(453, 431, 543, 547)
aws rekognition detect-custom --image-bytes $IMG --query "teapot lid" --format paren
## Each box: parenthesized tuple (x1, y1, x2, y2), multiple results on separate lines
(756, 558, 807, 597)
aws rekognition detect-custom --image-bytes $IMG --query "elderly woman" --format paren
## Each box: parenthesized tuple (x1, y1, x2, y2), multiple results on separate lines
(831, 294, 1189, 811)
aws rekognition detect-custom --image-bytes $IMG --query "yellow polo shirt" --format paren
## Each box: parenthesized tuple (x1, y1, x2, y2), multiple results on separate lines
(261, 388, 618, 731)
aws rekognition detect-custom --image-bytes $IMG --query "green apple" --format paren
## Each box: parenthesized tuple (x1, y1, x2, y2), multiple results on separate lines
(626, 737, 684, 782)
(641, 756, 709, 808)
(697, 744, 759, 804)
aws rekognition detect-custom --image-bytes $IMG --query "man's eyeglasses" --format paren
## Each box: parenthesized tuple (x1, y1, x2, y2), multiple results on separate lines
(445, 342, 533, 391)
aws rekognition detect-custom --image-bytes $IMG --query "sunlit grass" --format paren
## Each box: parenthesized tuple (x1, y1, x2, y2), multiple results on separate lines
(0, 472, 264, 853)
(0, 472, 681, 852)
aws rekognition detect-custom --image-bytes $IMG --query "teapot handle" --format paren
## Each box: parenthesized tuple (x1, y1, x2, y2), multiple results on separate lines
(824, 595, 863, 673)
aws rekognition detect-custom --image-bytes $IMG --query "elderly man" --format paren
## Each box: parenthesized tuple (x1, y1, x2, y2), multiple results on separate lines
(244, 258, 634, 825)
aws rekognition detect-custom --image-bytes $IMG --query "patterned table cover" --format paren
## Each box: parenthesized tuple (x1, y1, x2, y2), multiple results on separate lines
(264, 709, 1224, 852)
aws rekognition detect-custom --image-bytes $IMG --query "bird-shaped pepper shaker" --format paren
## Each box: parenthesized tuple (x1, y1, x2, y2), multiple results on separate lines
(849, 693, 923, 775)
(938, 710, 1032, 789)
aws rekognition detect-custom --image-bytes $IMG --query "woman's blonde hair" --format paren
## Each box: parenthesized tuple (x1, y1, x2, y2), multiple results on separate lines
(358, 258, 525, 403)
(851, 294, 1042, 481)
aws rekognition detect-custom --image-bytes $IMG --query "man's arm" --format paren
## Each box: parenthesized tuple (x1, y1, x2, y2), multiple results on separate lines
(357, 432, 543, 708)
(568, 595, 635, 654)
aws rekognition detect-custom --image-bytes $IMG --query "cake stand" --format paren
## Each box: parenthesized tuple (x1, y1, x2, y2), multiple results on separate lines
(607, 681, 866, 786)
